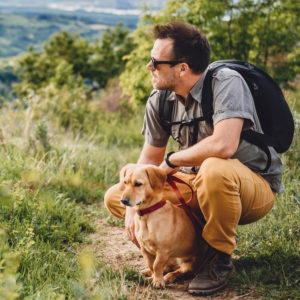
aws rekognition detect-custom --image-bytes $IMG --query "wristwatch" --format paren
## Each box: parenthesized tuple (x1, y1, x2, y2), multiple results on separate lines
(165, 152, 178, 169)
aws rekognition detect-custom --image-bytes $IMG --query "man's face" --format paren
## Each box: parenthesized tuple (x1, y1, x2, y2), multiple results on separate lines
(147, 38, 178, 91)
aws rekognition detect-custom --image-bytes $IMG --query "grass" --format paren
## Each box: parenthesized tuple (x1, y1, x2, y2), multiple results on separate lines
(0, 98, 145, 298)
(0, 87, 299, 299)
(233, 109, 300, 299)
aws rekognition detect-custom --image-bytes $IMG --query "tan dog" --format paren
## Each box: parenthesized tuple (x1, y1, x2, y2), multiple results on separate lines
(119, 163, 199, 288)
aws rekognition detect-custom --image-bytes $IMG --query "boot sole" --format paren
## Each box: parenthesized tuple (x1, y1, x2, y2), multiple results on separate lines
(188, 267, 235, 296)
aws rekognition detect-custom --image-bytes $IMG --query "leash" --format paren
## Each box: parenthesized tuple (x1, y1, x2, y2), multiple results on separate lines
(167, 175, 205, 235)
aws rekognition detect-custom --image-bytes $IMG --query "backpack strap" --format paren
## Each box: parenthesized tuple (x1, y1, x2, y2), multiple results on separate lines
(202, 65, 272, 172)
(158, 90, 174, 134)
(201, 64, 227, 125)
(240, 130, 272, 173)
(159, 90, 205, 143)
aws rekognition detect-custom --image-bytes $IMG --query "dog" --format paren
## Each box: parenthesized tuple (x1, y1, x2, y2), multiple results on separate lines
(119, 163, 200, 288)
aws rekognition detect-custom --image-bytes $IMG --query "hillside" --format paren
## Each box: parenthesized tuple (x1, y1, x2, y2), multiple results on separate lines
(0, 10, 138, 58)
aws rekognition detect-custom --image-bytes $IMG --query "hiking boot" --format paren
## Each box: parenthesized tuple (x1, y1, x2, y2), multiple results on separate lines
(188, 246, 234, 295)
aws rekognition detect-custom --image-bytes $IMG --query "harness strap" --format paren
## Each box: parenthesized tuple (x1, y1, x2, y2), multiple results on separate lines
(167, 175, 205, 235)
(136, 200, 166, 216)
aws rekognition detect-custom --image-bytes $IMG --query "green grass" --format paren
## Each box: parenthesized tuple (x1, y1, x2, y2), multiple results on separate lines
(0, 87, 298, 299)
(233, 109, 300, 299)
(0, 98, 145, 298)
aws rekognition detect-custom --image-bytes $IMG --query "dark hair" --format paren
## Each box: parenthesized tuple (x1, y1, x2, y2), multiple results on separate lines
(153, 21, 210, 74)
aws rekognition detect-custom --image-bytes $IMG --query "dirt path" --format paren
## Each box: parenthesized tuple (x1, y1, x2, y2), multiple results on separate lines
(88, 211, 259, 300)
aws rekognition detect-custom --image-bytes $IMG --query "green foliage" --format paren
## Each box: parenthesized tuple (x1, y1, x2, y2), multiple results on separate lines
(121, 0, 300, 104)
(0, 230, 21, 300)
(120, 13, 159, 106)
(15, 23, 134, 97)
(90, 23, 135, 88)
(20, 83, 88, 133)
(0, 65, 18, 101)
(13, 24, 134, 133)
(0, 145, 94, 297)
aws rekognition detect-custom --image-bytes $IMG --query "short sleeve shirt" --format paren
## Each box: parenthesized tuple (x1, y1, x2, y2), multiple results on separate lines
(142, 67, 284, 193)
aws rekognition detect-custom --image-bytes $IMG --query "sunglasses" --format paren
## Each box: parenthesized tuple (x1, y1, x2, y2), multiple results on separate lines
(150, 57, 185, 70)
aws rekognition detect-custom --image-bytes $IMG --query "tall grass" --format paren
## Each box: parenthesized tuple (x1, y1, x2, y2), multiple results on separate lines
(0, 98, 146, 298)
(234, 108, 300, 299)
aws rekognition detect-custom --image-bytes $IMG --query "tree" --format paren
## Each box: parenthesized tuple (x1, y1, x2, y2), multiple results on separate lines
(120, 0, 300, 105)
(90, 23, 135, 88)
(15, 23, 134, 97)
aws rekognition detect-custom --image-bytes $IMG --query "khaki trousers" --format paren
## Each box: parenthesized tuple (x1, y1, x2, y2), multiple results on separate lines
(104, 158, 275, 254)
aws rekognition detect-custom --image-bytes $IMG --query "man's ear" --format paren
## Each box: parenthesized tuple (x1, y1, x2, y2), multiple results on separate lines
(145, 165, 166, 190)
(180, 62, 189, 71)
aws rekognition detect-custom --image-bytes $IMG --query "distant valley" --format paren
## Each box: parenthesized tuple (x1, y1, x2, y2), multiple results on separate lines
(0, 0, 166, 98)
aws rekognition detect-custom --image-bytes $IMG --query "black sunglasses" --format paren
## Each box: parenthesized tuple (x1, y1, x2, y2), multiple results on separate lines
(150, 57, 185, 70)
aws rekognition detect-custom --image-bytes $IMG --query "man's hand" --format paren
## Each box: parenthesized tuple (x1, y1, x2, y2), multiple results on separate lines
(160, 160, 179, 175)
(125, 207, 140, 248)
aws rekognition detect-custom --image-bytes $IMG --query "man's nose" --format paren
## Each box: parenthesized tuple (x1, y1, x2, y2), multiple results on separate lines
(121, 196, 130, 206)
(147, 60, 154, 70)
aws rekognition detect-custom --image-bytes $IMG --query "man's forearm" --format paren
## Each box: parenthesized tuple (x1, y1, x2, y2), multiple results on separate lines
(137, 142, 166, 165)
(168, 135, 230, 167)
(168, 118, 243, 168)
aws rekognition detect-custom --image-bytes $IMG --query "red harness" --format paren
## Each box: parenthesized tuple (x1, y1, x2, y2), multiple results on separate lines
(135, 175, 205, 235)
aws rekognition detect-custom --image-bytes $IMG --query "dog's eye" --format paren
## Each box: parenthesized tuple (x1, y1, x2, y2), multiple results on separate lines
(123, 180, 127, 185)
(134, 182, 142, 187)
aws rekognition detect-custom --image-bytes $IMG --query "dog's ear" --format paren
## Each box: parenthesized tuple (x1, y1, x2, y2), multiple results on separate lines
(119, 164, 136, 190)
(145, 165, 166, 190)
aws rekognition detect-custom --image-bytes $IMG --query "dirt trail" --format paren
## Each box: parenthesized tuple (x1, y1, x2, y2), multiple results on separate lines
(87, 211, 259, 300)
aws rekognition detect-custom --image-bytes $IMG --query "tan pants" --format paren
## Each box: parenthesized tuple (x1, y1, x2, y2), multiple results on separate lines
(104, 158, 275, 254)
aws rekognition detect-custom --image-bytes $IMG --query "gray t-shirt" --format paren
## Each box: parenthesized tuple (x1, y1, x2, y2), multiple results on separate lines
(142, 67, 284, 193)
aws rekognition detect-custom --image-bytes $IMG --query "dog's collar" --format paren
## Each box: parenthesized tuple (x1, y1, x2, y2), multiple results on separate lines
(136, 200, 166, 216)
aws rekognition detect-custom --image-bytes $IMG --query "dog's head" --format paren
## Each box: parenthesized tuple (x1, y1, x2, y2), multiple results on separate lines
(119, 164, 166, 208)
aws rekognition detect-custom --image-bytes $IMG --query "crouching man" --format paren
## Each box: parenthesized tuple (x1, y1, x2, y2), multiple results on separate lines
(104, 21, 284, 295)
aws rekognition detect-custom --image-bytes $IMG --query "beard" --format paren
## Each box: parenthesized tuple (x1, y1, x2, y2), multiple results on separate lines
(151, 71, 177, 91)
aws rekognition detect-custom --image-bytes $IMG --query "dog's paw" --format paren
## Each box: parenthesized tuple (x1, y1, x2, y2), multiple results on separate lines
(163, 272, 177, 283)
(152, 278, 165, 289)
(142, 268, 152, 277)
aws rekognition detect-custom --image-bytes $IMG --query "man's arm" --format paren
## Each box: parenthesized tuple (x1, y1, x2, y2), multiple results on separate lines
(161, 118, 243, 173)
(138, 142, 166, 165)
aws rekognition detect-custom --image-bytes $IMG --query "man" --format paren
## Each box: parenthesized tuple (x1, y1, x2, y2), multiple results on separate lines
(104, 21, 284, 295)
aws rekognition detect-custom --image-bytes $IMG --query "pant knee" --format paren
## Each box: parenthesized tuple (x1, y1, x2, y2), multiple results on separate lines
(104, 185, 115, 210)
(103, 184, 125, 219)
(195, 158, 238, 192)
(199, 157, 230, 177)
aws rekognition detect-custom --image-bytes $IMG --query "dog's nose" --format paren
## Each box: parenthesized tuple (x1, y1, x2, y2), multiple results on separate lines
(121, 197, 130, 206)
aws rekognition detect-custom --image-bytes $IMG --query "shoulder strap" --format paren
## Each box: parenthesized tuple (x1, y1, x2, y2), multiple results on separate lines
(158, 90, 174, 134)
(159, 89, 206, 143)
(201, 64, 227, 125)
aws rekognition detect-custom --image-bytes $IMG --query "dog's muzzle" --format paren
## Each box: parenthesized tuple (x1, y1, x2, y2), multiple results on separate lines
(121, 196, 130, 206)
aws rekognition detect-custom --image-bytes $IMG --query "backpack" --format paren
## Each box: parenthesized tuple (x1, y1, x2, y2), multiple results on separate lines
(158, 60, 294, 172)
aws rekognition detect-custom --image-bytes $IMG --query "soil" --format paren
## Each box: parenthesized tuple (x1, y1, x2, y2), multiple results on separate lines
(88, 209, 259, 300)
